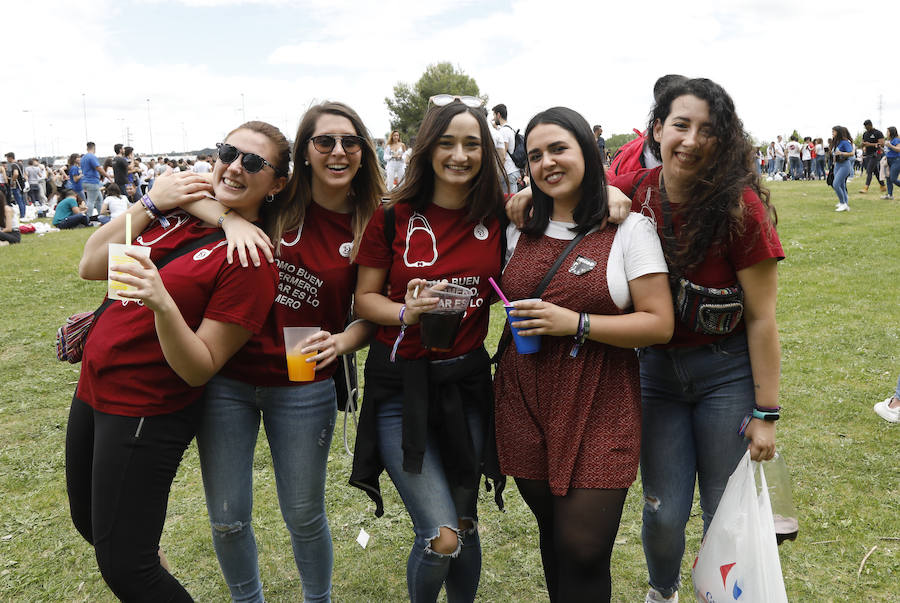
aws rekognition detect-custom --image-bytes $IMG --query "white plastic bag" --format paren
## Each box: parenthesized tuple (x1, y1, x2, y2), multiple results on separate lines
(691, 451, 788, 602)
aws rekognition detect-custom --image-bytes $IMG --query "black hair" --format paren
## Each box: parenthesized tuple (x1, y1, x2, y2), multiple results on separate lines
(521, 106, 608, 237)
(114, 144, 123, 154)
(492, 104, 508, 120)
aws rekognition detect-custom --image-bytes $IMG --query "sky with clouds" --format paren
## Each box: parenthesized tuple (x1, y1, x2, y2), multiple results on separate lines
(3, 0, 897, 159)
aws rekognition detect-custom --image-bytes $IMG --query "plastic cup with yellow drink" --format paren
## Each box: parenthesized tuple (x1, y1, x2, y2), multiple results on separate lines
(283, 326, 320, 382)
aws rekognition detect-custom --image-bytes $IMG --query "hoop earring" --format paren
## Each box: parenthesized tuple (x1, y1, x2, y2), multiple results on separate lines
(266, 194, 275, 203)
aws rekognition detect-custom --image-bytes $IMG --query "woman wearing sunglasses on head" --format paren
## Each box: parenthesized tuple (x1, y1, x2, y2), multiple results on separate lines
(349, 95, 507, 603)
(492, 107, 673, 602)
(154, 102, 382, 602)
(609, 78, 783, 603)
(66, 121, 286, 602)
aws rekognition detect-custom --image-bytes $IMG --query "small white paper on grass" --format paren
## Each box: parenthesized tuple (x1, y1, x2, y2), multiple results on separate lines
(356, 528, 370, 549)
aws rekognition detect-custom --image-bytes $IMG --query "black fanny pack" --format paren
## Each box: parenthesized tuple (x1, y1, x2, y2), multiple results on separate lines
(675, 278, 743, 335)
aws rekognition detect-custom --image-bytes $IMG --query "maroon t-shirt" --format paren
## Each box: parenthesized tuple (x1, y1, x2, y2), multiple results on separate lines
(611, 167, 784, 348)
(356, 202, 502, 360)
(224, 202, 357, 385)
(78, 212, 277, 416)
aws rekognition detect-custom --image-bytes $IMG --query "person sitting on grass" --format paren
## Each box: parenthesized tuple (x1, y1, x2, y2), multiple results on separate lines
(96, 183, 131, 225)
(52, 188, 91, 229)
(1, 191, 21, 245)
(874, 373, 900, 423)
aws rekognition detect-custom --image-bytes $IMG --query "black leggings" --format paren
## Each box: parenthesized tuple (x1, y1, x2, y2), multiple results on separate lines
(0, 230, 20, 243)
(515, 478, 628, 603)
(65, 395, 201, 602)
(864, 154, 884, 186)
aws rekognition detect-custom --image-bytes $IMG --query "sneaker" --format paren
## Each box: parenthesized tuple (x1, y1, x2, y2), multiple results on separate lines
(645, 588, 679, 603)
(881, 194, 894, 200)
(874, 397, 900, 423)
(835, 204, 850, 212)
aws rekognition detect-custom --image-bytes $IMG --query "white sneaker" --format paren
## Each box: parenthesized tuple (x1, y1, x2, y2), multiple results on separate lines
(645, 587, 678, 603)
(835, 204, 850, 212)
(874, 397, 900, 423)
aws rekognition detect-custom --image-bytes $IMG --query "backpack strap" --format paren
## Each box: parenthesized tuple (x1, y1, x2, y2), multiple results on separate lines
(383, 204, 395, 249)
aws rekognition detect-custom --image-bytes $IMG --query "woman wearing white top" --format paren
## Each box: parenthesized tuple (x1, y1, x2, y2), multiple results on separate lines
(97, 184, 131, 224)
(384, 130, 407, 190)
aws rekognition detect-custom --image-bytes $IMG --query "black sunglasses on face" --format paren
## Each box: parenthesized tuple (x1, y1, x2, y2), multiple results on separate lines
(308, 134, 364, 155)
(216, 142, 282, 175)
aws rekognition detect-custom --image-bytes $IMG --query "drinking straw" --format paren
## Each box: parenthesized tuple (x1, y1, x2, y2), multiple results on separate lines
(488, 277, 511, 306)
(125, 212, 132, 246)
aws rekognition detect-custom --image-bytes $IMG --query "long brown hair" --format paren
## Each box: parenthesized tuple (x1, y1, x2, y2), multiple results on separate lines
(271, 102, 384, 261)
(389, 101, 503, 223)
(647, 77, 776, 274)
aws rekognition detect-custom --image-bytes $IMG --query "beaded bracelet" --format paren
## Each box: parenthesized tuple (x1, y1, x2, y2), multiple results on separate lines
(140, 194, 170, 228)
(390, 305, 408, 363)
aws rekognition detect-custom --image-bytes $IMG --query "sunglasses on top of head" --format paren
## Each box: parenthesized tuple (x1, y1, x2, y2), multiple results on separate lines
(308, 134, 365, 155)
(428, 94, 485, 108)
(216, 142, 284, 176)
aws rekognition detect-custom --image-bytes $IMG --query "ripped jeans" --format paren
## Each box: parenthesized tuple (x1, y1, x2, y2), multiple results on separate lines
(376, 393, 484, 603)
(637, 333, 754, 598)
(197, 375, 337, 602)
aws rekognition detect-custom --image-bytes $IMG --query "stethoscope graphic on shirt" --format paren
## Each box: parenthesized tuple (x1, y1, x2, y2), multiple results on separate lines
(404, 212, 438, 267)
(402, 212, 490, 267)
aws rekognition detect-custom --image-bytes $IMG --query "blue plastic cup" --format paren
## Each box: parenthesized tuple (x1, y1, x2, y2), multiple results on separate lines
(505, 298, 541, 354)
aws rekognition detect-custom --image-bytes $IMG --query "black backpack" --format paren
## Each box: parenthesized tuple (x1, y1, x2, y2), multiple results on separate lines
(504, 125, 527, 169)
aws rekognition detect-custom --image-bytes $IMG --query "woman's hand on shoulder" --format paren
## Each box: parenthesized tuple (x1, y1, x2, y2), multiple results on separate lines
(221, 212, 274, 267)
(505, 186, 533, 228)
(606, 185, 631, 224)
(506, 299, 579, 337)
(147, 171, 214, 212)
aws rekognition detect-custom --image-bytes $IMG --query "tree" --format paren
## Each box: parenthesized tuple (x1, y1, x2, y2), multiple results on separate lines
(384, 62, 483, 142)
(604, 131, 640, 156)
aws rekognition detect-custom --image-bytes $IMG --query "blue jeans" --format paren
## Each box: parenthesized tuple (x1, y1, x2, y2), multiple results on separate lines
(788, 156, 802, 180)
(832, 160, 852, 206)
(376, 391, 484, 603)
(197, 375, 337, 603)
(83, 182, 103, 218)
(815, 156, 827, 180)
(887, 156, 900, 197)
(11, 188, 25, 217)
(774, 156, 784, 174)
(767, 160, 775, 176)
(638, 333, 755, 598)
(894, 373, 900, 400)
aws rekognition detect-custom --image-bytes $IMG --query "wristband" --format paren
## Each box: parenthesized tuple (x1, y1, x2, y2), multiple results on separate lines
(570, 312, 588, 358)
(390, 305, 408, 363)
(738, 414, 752, 437)
(754, 404, 781, 412)
(140, 194, 170, 228)
(751, 407, 780, 421)
(217, 208, 233, 227)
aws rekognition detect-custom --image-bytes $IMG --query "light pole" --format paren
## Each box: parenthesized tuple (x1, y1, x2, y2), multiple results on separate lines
(82, 93, 88, 142)
(146, 98, 154, 155)
(23, 109, 37, 158)
(117, 118, 126, 143)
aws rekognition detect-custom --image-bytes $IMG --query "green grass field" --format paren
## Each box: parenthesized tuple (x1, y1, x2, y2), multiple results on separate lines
(1, 179, 898, 601)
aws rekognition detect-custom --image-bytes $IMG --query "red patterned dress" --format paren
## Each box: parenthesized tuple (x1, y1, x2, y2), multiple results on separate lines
(493, 225, 642, 495)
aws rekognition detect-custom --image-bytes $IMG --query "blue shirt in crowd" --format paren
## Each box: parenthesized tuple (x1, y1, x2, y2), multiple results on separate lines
(81, 153, 101, 185)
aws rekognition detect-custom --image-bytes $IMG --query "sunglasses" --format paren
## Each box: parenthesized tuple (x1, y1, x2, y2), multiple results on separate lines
(216, 142, 283, 175)
(308, 134, 365, 155)
(428, 94, 485, 108)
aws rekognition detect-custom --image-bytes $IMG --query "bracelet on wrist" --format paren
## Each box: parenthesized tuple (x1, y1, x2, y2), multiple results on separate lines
(217, 208, 233, 227)
(570, 312, 588, 358)
(390, 305, 408, 363)
(140, 194, 170, 228)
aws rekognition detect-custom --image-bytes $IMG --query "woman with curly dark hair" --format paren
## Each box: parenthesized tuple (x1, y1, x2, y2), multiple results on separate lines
(608, 77, 785, 603)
